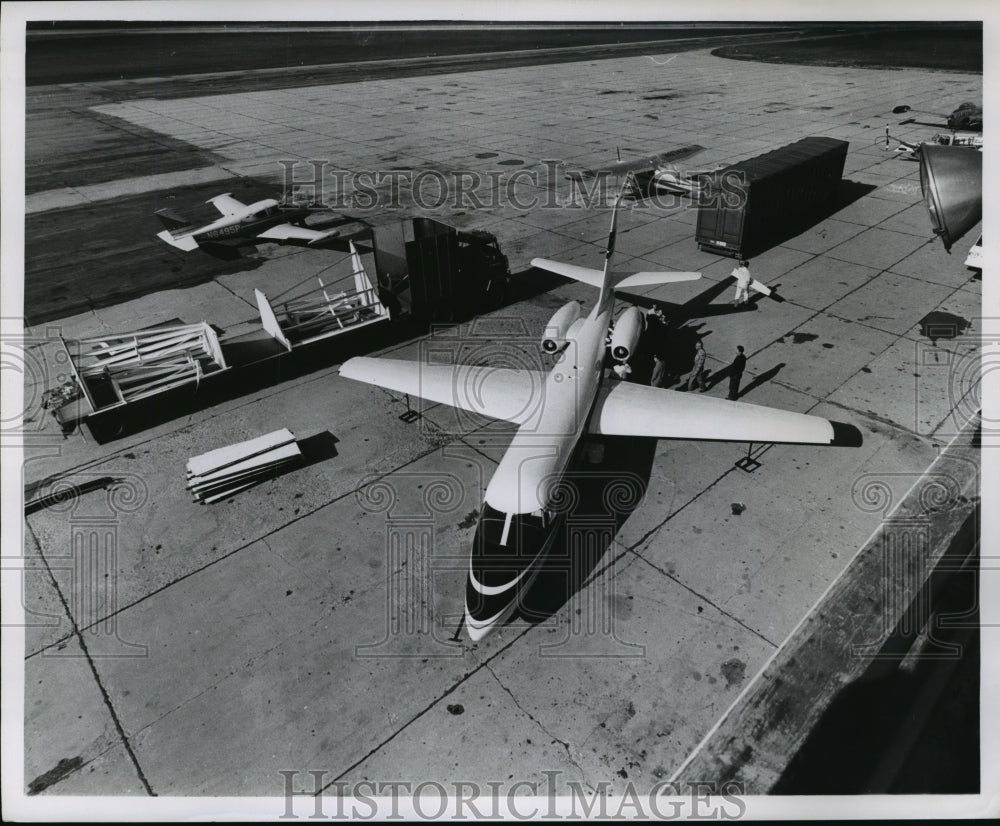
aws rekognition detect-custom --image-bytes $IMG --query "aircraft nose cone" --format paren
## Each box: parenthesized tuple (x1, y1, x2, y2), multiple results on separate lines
(464, 614, 492, 642)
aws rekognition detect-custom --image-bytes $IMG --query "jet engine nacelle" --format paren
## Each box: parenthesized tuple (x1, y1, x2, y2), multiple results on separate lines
(610, 305, 645, 362)
(542, 301, 582, 353)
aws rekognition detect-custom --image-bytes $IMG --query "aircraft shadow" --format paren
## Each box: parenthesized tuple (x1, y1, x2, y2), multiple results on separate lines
(518, 432, 658, 625)
(621, 274, 779, 331)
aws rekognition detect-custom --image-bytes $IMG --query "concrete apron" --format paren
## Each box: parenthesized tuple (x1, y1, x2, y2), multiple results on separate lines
(672, 412, 981, 793)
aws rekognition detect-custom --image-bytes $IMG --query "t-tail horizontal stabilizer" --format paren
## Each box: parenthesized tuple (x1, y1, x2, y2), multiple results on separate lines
(156, 229, 200, 252)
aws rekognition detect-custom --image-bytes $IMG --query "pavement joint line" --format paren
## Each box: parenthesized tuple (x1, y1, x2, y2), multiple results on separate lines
(664, 413, 979, 786)
(632, 550, 779, 650)
(751, 256, 976, 404)
(483, 662, 590, 786)
(560, 441, 784, 649)
(823, 241, 931, 275)
(22, 519, 156, 796)
(925, 382, 981, 441)
(614, 455, 782, 649)
(320, 624, 532, 792)
(24, 402, 506, 657)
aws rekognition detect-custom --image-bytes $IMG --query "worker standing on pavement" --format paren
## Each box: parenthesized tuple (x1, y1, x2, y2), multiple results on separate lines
(646, 306, 668, 387)
(651, 354, 668, 388)
(727, 345, 747, 400)
(732, 259, 751, 306)
(687, 340, 708, 392)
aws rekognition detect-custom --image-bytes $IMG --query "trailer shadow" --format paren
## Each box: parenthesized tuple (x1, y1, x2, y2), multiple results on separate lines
(741, 179, 877, 257)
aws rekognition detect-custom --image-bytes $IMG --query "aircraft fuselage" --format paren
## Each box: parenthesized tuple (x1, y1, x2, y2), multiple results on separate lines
(464, 276, 617, 639)
(192, 201, 312, 245)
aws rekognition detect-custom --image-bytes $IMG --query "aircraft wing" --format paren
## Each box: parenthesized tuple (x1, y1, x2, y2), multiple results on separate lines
(256, 223, 342, 245)
(340, 357, 547, 425)
(207, 193, 246, 216)
(588, 382, 862, 446)
(577, 145, 705, 177)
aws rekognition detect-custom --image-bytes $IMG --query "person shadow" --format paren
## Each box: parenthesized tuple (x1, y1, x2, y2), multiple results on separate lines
(708, 362, 786, 399)
(737, 362, 786, 398)
(703, 363, 731, 392)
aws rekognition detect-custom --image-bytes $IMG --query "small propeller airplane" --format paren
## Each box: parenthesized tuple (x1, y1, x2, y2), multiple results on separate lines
(155, 192, 345, 252)
(567, 144, 705, 181)
(892, 102, 983, 131)
(339, 183, 863, 641)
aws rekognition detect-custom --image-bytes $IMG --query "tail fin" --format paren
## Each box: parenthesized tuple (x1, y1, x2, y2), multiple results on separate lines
(596, 185, 628, 311)
(531, 179, 701, 297)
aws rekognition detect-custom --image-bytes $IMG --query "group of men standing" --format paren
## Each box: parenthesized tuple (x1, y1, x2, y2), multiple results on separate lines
(641, 313, 747, 400)
(625, 257, 754, 399)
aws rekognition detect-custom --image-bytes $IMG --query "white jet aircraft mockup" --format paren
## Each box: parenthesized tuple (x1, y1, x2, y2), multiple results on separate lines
(340, 187, 863, 641)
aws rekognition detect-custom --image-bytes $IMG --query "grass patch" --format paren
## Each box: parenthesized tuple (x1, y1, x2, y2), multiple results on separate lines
(713, 29, 981, 73)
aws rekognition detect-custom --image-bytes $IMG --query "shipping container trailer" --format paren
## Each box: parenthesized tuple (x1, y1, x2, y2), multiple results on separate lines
(402, 218, 511, 323)
(695, 137, 849, 258)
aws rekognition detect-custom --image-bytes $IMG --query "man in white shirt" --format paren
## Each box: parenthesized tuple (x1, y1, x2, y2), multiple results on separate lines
(732, 259, 751, 306)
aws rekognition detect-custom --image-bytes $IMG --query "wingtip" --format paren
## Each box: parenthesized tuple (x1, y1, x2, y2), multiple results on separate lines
(830, 421, 863, 448)
(307, 228, 342, 246)
(338, 356, 365, 378)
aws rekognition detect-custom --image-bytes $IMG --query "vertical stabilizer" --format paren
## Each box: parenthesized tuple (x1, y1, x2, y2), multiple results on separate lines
(597, 183, 631, 312)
